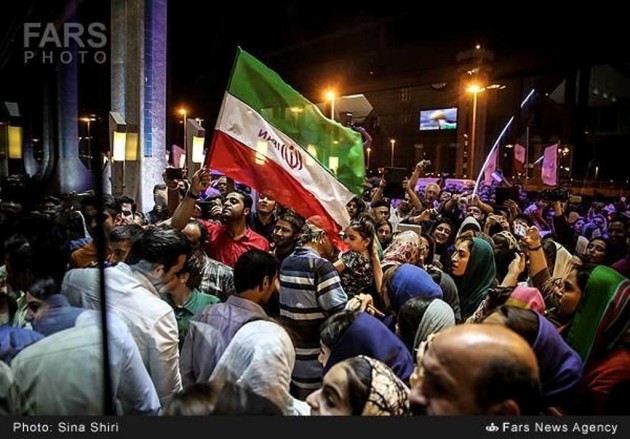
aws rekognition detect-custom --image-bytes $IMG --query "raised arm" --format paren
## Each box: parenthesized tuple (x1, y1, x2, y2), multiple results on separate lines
(407, 160, 429, 198)
(171, 168, 210, 230)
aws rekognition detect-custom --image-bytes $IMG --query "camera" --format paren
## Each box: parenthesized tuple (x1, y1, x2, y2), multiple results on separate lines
(539, 187, 569, 202)
(165, 167, 184, 180)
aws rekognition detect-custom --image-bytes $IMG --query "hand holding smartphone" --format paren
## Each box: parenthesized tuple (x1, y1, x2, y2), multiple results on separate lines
(514, 223, 527, 238)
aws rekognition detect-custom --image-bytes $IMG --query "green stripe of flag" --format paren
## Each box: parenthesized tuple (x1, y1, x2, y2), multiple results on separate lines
(228, 48, 365, 195)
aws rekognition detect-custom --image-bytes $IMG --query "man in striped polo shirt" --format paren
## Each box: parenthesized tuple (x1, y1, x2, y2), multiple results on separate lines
(279, 220, 347, 400)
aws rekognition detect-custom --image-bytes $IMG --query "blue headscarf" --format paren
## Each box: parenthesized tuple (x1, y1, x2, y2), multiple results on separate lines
(533, 313, 584, 407)
(323, 313, 414, 383)
(388, 264, 442, 313)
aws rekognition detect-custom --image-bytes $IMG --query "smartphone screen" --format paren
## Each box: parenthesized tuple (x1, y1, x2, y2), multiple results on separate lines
(514, 223, 526, 238)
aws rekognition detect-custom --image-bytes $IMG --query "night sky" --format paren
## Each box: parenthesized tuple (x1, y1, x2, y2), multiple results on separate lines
(1, 1, 629, 179)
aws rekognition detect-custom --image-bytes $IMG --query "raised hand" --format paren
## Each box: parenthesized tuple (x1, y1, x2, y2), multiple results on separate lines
(191, 168, 211, 195)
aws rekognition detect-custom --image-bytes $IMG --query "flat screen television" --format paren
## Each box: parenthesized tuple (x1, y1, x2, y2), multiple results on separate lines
(419, 107, 457, 131)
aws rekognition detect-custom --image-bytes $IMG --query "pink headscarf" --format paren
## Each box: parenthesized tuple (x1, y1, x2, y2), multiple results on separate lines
(505, 286, 546, 313)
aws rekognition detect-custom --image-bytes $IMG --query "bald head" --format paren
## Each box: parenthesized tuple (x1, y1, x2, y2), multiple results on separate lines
(436, 324, 539, 373)
(410, 324, 540, 415)
(424, 183, 441, 204)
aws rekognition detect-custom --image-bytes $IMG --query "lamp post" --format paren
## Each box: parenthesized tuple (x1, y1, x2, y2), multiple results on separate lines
(390, 139, 396, 167)
(466, 84, 484, 176)
(80, 115, 97, 169)
(325, 90, 336, 120)
(366, 147, 371, 169)
(179, 107, 188, 166)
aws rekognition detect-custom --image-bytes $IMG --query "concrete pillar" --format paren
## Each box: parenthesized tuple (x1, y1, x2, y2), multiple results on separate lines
(111, 0, 167, 212)
(49, 0, 95, 194)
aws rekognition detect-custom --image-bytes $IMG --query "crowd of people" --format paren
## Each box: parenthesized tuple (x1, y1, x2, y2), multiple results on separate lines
(1, 161, 628, 416)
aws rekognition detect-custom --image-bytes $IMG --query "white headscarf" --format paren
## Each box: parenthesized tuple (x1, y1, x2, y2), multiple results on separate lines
(552, 241, 575, 279)
(412, 299, 456, 351)
(210, 320, 309, 416)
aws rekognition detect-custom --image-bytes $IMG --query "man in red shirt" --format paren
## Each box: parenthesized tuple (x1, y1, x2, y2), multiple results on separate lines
(171, 168, 269, 267)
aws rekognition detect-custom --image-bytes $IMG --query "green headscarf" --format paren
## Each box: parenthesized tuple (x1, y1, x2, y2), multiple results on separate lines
(455, 237, 497, 319)
(566, 266, 630, 363)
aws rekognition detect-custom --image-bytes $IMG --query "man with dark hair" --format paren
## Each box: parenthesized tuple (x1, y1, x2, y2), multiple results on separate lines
(251, 194, 278, 241)
(161, 255, 219, 348)
(3, 215, 71, 328)
(171, 168, 269, 267)
(145, 184, 170, 225)
(61, 226, 191, 404)
(69, 194, 119, 268)
(116, 195, 136, 226)
(272, 211, 305, 263)
(108, 224, 145, 265)
(214, 175, 229, 197)
(1, 269, 43, 365)
(409, 324, 541, 415)
(180, 249, 279, 387)
(13, 276, 160, 415)
(370, 200, 391, 221)
(182, 219, 235, 299)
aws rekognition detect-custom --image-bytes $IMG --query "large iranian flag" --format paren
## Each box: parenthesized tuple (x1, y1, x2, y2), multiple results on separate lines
(206, 48, 365, 233)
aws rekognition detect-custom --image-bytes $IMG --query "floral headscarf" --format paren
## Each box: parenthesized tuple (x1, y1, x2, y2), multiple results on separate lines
(382, 231, 421, 268)
(360, 356, 410, 416)
(493, 231, 520, 252)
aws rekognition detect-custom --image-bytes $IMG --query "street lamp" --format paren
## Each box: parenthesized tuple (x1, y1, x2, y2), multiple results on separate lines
(186, 118, 206, 173)
(366, 147, 371, 169)
(178, 107, 188, 165)
(390, 139, 396, 167)
(109, 112, 127, 195)
(325, 90, 336, 120)
(80, 115, 97, 169)
(466, 83, 484, 176)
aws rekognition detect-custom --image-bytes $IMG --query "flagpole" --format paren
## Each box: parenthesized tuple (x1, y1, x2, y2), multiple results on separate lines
(519, 89, 534, 183)
(472, 116, 514, 197)
(472, 142, 500, 197)
(525, 125, 530, 181)
(556, 140, 561, 185)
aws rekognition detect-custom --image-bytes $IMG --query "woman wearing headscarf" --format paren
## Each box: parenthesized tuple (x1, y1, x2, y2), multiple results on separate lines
(381, 234, 459, 322)
(318, 310, 414, 384)
(307, 355, 410, 416)
(562, 266, 630, 414)
(209, 320, 309, 416)
(483, 306, 583, 409)
(466, 280, 547, 324)
(397, 297, 455, 354)
(550, 240, 574, 280)
(583, 236, 612, 266)
(429, 218, 455, 273)
(419, 233, 462, 322)
(381, 231, 421, 269)
(381, 264, 443, 316)
(492, 231, 522, 284)
(524, 226, 630, 414)
(450, 234, 496, 320)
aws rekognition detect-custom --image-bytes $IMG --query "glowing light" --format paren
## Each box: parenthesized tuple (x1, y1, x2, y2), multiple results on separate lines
(256, 141, 268, 165)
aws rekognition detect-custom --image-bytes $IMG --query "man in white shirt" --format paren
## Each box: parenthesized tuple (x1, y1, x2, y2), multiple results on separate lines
(11, 310, 161, 415)
(61, 227, 190, 404)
